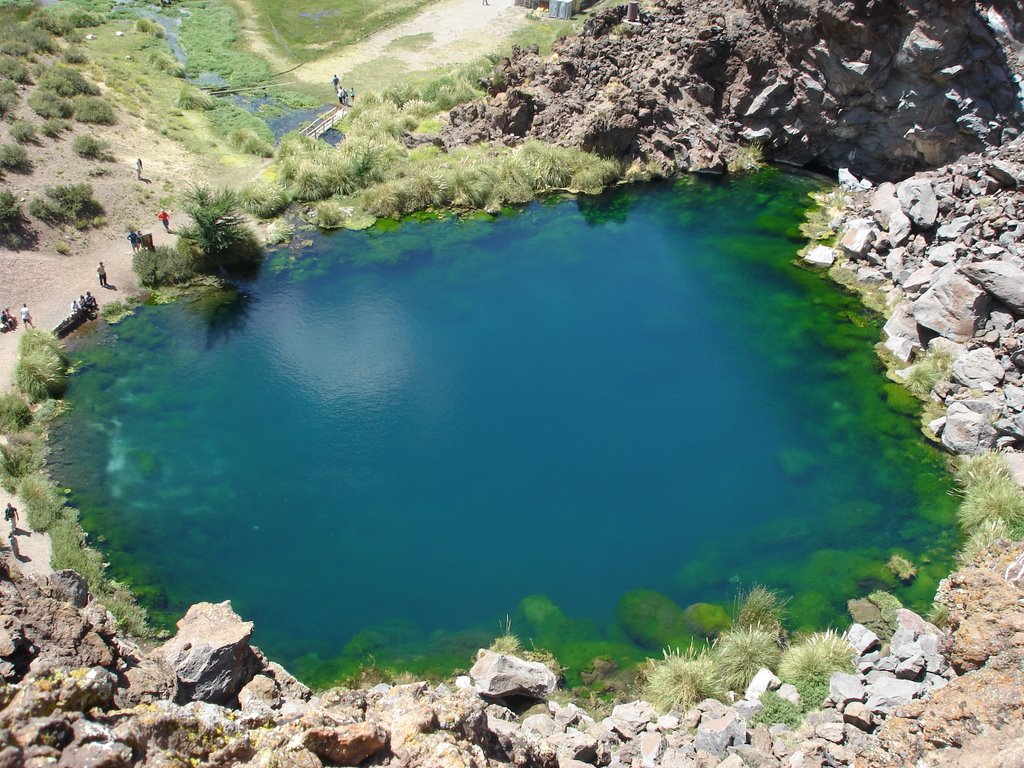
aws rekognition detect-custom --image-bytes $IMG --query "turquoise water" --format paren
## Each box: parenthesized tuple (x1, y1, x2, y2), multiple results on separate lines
(53, 172, 957, 687)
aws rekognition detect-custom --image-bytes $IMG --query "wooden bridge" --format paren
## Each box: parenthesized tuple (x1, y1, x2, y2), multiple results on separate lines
(302, 106, 346, 140)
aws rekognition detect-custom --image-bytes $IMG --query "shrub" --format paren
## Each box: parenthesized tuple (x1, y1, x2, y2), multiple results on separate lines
(794, 675, 831, 713)
(175, 86, 214, 111)
(0, 92, 17, 119)
(239, 180, 290, 219)
(264, 217, 293, 244)
(733, 585, 788, 636)
(0, 143, 29, 172)
(17, 474, 65, 531)
(49, 516, 106, 587)
(72, 133, 112, 160)
(11, 24, 57, 54)
(14, 328, 69, 403)
(60, 47, 88, 65)
(0, 434, 41, 490)
(751, 690, 802, 728)
(39, 118, 69, 138)
(901, 346, 955, 397)
(178, 185, 261, 272)
(100, 297, 140, 324)
(229, 128, 273, 157)
(957, 475, 1024, 534)
(0, 55, 30, 84)
(778, 631, 855, 687)
(38, 65, 99, 97)
(28, 90, 73, 119)
(0, 188, 27, 246)
(133, 243, 196, 288)
(148, 51, 184, 78)
(727, 142, 765, 174)
(27, 183, 103, 228)
(642, 646, 726, 713)
(314, 200, 345, 229)
(0, 392, 31, 433)
(72, 95, 115, 125)
(9, 120, 37, 144)
(714, 627, 781, 692)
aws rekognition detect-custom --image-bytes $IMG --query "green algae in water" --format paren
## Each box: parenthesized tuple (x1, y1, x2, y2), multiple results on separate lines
(53, 172, 956, 688)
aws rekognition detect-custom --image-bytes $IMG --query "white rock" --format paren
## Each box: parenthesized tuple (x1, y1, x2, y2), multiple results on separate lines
(804, 245, 836, 266)
(744, 668, 781, 700)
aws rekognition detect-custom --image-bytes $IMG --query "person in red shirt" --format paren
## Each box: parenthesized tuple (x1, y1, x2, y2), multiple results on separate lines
(157, 210, 170, 232)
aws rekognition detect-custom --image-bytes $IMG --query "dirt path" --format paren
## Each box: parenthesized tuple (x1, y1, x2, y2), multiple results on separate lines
(291, 0, 533, 90)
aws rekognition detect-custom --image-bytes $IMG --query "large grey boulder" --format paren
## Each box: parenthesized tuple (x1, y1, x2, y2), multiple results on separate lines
(962, 260, 1024, 315)
(864, 678, 924, 713)
(870, 182, 912, 246)
(695, 709, 745, 757)
(829, 672, 866, 708)
(912, 269, 990, 341)
(896, 178, 938, 229)
(839, 218, 877, 259)
(952, 346, 1005, 390)
(470, 650, 557, 700)
(608, 699, 656, 739)
(846, 624, 880, 656)
(941, 401, 998, 454)
(158, 601, 259, 705)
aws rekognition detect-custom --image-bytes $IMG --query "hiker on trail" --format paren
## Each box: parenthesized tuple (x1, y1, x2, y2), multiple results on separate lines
(349, 86, 356, 103)
(337, 86, 345, 106)
(127, 230, 140, 253)
(135, 158, 143, 180)
(19, 304, 31, 327)
(157, 210, 170, 232)
(4, 502, 17, 533)
(332, 73, 340, 91)
(97, 261, 108, 288)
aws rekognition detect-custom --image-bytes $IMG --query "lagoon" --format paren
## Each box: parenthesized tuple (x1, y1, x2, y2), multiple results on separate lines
(52, 172, 957, 686)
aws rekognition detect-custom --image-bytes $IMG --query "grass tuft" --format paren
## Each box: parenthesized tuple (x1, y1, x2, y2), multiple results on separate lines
(13, 329, 69, 403)
(175, 86, 215, 111)
(642, 646, 726, 713)
(264, 217, 293, 244)
(900, 346, 955, 397)
(779, 630, 855, 688)
(714, 626, 781, 692)
(733, 584, 788, 637)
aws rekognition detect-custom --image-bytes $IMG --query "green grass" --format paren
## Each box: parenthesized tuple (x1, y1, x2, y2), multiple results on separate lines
(175, 86, 215, 111)
(100, 296, 141, 324)
(17, 473, 65, 532)
(958, 518, 1010, 564)
(713, 626, 781, 692)
(751, 690, 802, 728)
(264, 217, 293, 244)
(0, 55, 31, 84)
(178, 1, 272, 87)
(247, 0, 439, 62)
(957, 474, 1024, 534)
(239, 179, 290, 219)
(778, 630, 855, 687)
(641, 646, 726, 713)
(0, 434, 42, 490)
(0, 392, 31, 433)
(13, 328, 69, 403)
(733, 585, 788, 637)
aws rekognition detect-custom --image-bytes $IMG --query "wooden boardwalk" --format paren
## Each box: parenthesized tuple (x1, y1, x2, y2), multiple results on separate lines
(302, 106, 346, 140)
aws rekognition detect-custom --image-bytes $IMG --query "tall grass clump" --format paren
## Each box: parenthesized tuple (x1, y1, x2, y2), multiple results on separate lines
(778, 630, 854, 688)
(727, 142, 764, 174)
(239, 180, 290, 219)
(38, 64, 99, 97)
(13, 328, 69, 402)
(957, 473, 1024, 535)
(901, 346, 955, 397)
(0, 392, 31, 433)
(0, 435, 41, 489)
(264, 217, 293, 245)
(229, 128, 273, 157)
(314, 200, 346, 229)
(60, 47, 88, 65)
(958, 518, 1010, 564)
(714, 626, 781, 692)
(72, 95, 115, 125)
(0, 143, 30, 172)
(9, 120, 37, 144)
(489, 616, 523, 656)
(642, 646, 726, 713)
(733, 585, 788, 637)
(72, 133, 112, 160)
(28, 90, 73, 119)
(133, 244, 196, 288)
(176, 86, 215, 111)
(147, 50, 185, 78)
(135, 18, 165, 37)
(17, 474, 65, 531)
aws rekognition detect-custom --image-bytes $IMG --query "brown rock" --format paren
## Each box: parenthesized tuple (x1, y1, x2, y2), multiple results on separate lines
(302, 723, 387, 766)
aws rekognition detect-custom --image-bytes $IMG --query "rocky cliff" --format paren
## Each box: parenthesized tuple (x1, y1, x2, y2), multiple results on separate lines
(1, 543, 1024, 767)
(443, 0, 1024, 181)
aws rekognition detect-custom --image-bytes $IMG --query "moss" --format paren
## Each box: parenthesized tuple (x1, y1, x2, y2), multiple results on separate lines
(616, 590, 691, 648)
(682, 602, 731, 639)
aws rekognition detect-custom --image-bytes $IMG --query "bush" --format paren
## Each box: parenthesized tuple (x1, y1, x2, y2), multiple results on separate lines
(13, 328, 69, 403)
(27, 183, 103, 228)
(229, 128, 273, 157)
(0, 434, 41, 489)
(733, 585, 788, 637)
(239, 180, 290, 219)
(39, 118, 69, 138)
(0, 92, 18, 119)
(178, 185, 262, 272)
(778, 631, 855, 688)
(60, 47, 88, 65)
(0, 188, 27, 246)
(8, 24, 57, 54)
(794, 675, 831, 713)
(38, 65, 99, 97)
(0, 392, 31, 433)
(148, 51, 184, 78)
(17, 474, 65, 532)
(175, 86, 215, 111)
(714, 627, 781, 692)
(751, 690, 802, 728)
(72, 133, 112, 160)
(28, 90, 73, 119)
(0, 143, 29, 172)
(72, 95, 115, 125)
(642, 646, 726, 713)
(133, 243, 196, 288)
(100, 297, 140, 324)
(9, 120, 37, 144)
(0, 55, 30, 84)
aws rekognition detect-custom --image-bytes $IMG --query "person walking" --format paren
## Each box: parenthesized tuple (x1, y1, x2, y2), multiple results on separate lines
(337, 85, 345, 106)
(97, 261, 108, 288)
(4, 502, 17, 533)
(135, 158, 143, 180)
(332, 73, 340, 91)
(157, 210, 170, 232)
(348, 86, 356, 103)
(19, 304, 31, 327)
(127, 230, 140, 253)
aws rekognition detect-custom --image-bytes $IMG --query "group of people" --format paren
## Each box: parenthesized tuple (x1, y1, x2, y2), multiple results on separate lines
(71, 292, 99, 316)
(332, 74, 355, 106)
(0, 307, 24, 332)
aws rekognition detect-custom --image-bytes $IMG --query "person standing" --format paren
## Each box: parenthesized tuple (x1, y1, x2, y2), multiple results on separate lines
(337, 86, 345, 106)
(348, 86, 356, 103)
(332, 73, 340, 91)
(19, 304, 31, 327)
(97, 261, 108, 288)
(127, 230, 140, 253)
(157, 210, 170, 232)
(4, 502, 17, 533)
(135, 158, 143, 180)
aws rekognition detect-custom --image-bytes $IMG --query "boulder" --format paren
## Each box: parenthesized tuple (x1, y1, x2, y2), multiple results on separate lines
(870, 182, 912, 246)
(470, 650, 557, 699)
(829, 672, 866, 708)
(157, 601, 258, 705)
(843, 700, 875, 731)
(49, 571, 89, 609)
(962, 260, 1024, 315)
(896, 178, 938, 229)
(303, 723, 388, 766)
(951, 346, 1005, 390)
(608, 699, 655, 739)
(864, 678, 924, 713)
(695, 709, 745, 757)
(804, 245, 836, 267)
(935, 215, 973, 240)
(839, 218, 877, 259)
(941, 401, 999, 454)
(846, 624, 881, 656)
(638, 731, 665, 768)
(744, 668, 781, 700)
(912, 270, 990, 341)
(776, 683, 800, 707)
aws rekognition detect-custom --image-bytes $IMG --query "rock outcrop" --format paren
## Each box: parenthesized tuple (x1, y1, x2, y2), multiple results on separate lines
(442, 0, 1024, 181)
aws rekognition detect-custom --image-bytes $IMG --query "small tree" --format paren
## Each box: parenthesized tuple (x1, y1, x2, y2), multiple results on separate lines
(177, 185, 262, 273)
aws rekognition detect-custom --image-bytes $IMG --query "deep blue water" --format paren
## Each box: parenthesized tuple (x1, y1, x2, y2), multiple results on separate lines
(53, 174, 957, 685)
